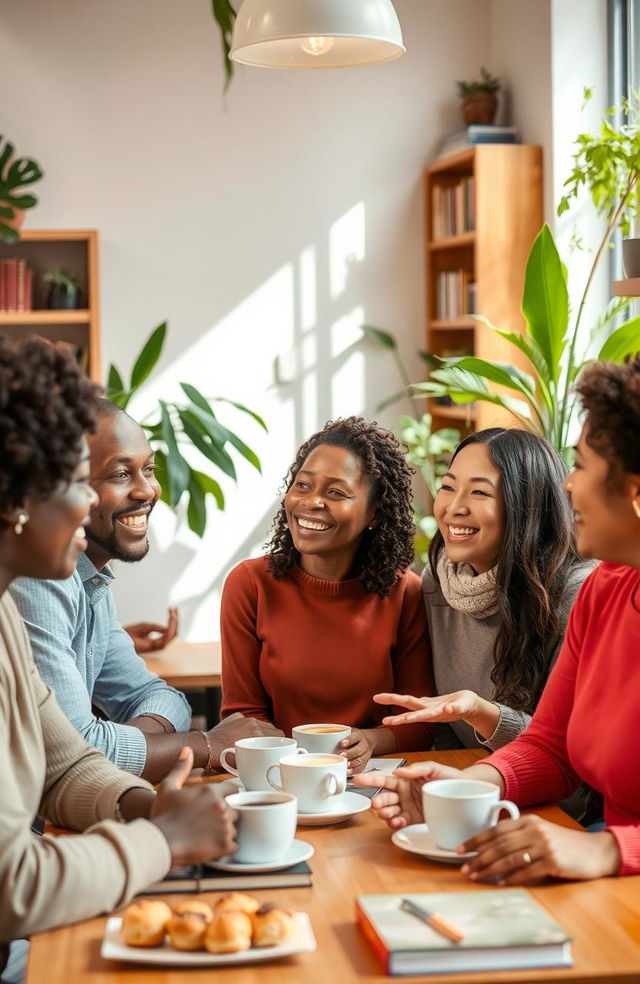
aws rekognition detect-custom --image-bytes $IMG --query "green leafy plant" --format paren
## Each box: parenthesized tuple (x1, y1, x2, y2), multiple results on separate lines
(210, 0, 237, 89)
(360, 324, 435, 413)
(0, 136, 43, 244)
(414, 225, 640, 461)
(106, 322, 267, 536)
(42, 268, 79, 308)
(456, 67, 501, 96)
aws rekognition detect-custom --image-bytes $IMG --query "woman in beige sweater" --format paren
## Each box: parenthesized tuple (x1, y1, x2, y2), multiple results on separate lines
(0, 337, 237, 977)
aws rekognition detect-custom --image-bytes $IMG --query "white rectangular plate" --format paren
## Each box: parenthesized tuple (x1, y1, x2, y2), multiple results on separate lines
(101, 912, 316, 966)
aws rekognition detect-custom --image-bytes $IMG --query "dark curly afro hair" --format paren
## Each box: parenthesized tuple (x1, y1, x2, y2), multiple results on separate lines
(0, 335, 99, 520)
(575, 355, 640, 483)
(266, 416, 415, 597)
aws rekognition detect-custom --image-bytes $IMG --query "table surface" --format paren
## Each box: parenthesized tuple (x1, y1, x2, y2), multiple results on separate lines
(143, 638, 221, 689)
(26, 749, 640, 984)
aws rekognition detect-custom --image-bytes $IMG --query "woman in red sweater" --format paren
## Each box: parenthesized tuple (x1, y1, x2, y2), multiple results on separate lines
(358, 357, 640, 879)
(220, 417, 434, 773)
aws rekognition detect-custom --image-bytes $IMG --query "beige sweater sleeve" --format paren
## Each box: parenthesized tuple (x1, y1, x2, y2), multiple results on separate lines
(0, 640, 171, 942)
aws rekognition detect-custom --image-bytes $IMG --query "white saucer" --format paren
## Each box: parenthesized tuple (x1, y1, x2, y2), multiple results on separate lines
(205, 838, 314, 873)
(391, 823, 477, 864)
(296, 791, 371, 826)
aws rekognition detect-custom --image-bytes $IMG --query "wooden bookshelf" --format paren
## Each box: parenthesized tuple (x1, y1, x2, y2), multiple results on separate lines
(0, 229, 100, 380)
(425, 145, 543, 432)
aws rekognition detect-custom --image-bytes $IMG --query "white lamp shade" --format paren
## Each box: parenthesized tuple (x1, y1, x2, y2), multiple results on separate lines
(230, 0, 405, 69)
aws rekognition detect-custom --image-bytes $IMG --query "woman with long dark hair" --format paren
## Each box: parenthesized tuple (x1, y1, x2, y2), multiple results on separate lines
(220, 416, 434, 773)
(375, 428, 593, 750)
(361, 357, 640, 881)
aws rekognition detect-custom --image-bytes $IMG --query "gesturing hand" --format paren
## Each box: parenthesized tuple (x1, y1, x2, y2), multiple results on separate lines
(125, 606, 179, 654)
(459, 814, 622, 885)
(374, 690, 481, 725)
(150, 748, 238, 866)
(353, 762, 463, 830)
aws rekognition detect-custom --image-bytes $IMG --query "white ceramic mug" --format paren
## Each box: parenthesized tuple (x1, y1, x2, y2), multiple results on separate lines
(266, 752, 347, 813)
(225, 790, 298, 864)
(422, 778, 520, 851)
(219, 736, 306, 791)
(291, 723, 351, 754)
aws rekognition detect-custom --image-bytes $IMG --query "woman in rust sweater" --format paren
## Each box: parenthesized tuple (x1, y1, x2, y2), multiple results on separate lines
(221, 417, 434, 773)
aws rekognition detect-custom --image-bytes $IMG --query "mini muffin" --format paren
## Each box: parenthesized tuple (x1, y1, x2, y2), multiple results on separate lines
(214, 892, 260, 916)
(251, 903, 297, 947)
(120, 899, 172, 947)
(166, 901, 214, 952)
(205, 910, 253, 954)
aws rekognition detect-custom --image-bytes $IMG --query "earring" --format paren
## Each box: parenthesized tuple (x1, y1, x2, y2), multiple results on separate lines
(633, 499, 640, 520)
(14, 512, 29, 535)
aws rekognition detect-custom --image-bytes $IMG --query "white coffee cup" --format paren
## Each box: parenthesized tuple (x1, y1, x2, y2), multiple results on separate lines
(219, 737, 306, 791)
(266, 752, 347, 813)
(422, 778, 520, 851)
(225, 790, 297, 863)
(292, 723, 351, 754)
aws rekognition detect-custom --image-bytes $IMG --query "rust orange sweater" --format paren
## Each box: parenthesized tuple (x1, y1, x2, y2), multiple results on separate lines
(220, 558, 434, 752)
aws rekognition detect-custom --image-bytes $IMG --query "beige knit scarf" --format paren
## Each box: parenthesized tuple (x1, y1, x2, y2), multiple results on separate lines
(436, 553, 498, 619)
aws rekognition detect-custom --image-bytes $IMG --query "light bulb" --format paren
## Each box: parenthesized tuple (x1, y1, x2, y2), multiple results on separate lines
(299, 36, 335, 57)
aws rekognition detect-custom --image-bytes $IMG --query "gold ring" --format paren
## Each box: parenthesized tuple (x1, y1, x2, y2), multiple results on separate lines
(522, 851, 532, 865)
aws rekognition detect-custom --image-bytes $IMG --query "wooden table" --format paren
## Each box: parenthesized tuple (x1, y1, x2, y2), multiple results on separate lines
(25, 750, 640, 984)
(144, 639, 221, 728)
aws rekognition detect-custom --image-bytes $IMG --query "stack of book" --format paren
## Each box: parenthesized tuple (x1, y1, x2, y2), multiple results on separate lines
(356, 890, 572, 975)
(436, 270, 476, 319)
(0, 258, 34, 312)
(142, 859, 312, 895)
(432, 177, 475, 238)
(438, 125, 519, 159)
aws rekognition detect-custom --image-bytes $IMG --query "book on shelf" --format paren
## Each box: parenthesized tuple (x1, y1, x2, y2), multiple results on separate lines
(438, 124, 520, 158)
(141, 859, 312, 896)
(432, 177, 475, 238)
(356, 889, 572, 976)
(436, 270, 476, 319)
(0, 258, 34, 313)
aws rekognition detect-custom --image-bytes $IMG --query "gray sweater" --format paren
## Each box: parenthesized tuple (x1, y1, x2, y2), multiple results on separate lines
(422, 560, 596, 750)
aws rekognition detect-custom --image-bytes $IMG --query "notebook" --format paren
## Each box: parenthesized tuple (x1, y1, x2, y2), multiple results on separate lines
(346, 758, 406, 798)
(356, 890, 572, 975)
(141, 860, 312, 895)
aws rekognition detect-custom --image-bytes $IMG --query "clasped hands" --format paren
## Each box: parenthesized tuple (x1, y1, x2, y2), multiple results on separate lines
(353, 762, 621, 884)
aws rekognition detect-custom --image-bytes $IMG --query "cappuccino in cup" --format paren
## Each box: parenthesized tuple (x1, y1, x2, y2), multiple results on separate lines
(267, 752, 347, 813)
(292, 722, 351, 754)
(422, 779, 520, 851)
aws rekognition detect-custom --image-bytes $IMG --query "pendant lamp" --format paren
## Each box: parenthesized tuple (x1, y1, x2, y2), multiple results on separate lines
(230, 0, 405, 69)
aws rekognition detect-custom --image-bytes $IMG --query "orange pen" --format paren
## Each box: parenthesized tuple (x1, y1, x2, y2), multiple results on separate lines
(400, 897, 465, 944)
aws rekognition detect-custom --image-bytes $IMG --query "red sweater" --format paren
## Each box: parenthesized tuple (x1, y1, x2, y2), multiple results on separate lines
(487, 563, 640, 875)
(220, 558, 434, 752)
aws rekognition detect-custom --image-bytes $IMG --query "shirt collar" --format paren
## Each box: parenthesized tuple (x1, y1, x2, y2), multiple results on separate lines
(76, 550, 115, 585)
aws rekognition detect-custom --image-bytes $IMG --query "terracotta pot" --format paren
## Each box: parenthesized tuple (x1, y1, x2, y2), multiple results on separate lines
(4, 208, 25, 231)
(622, 238, 640, 278)
(461, 92, 497, 126)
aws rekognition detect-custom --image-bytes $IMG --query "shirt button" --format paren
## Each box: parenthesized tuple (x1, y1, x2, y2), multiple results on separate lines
(91, 577, 101, 585)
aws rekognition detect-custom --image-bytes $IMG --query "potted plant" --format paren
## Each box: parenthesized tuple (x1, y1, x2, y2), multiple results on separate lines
(0, 135, 43, 244)
(42, 268, 80, 310)
(456, 67, 501, 126)
(106, 321, 267, 537)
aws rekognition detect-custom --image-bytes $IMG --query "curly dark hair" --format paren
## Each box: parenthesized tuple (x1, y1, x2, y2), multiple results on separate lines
(0, 335, 99, 520)
(428, 428, 582, 712)
(266, 416, 415, 597)
(575, 355, 640, 482)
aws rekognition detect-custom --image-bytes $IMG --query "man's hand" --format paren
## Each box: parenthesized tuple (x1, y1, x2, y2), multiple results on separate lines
(149, 748, 238, 865)
(460, 814, 622, 884)
(353, 762, 464, 829)
(125, 606, 179, 654)
(207, 713, 284, 766)
(374, 690, 500, 741)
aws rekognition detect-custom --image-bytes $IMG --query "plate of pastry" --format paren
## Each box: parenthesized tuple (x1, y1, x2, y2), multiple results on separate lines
(102, 894, 316, 966)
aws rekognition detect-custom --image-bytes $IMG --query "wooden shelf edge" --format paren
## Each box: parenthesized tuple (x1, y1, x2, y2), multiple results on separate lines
(0, 310, 91, 325)
(428, 232, 475, 251)
(429, 318, 476, 331)
(13, 229, 97, 243)
(426, 148, 475, 174)
(613, 278, 640, 297)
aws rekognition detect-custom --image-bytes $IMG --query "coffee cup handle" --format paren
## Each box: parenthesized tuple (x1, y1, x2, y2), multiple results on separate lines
(489, 799, 520, 825)
(266, 763, 284, 792)
(219, 748, 239, 776)
(324, 774, 346, 797)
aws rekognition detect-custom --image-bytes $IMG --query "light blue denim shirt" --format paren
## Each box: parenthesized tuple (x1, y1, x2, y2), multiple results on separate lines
(9, 553, 191, 775)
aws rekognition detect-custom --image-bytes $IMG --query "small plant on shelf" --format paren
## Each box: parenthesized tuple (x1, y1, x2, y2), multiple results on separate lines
(42, 268, 80, 310)
(0, 135, 43, 244)
(106, 321, 267, 537)
(456, 67, 501, 125)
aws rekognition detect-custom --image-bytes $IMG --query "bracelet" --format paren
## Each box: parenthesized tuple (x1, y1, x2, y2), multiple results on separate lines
(137, 713, 172, 733)
(197, 730, 218, 772)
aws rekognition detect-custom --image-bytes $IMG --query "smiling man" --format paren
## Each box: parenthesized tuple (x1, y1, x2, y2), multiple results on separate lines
(10, 400, 280, 782)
